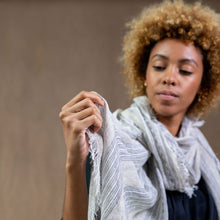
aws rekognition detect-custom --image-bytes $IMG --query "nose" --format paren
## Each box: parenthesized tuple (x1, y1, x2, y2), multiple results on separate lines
(162, 66, 177, 86)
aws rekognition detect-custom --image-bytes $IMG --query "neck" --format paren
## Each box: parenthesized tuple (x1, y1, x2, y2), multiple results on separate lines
(156, 114, 184, 136)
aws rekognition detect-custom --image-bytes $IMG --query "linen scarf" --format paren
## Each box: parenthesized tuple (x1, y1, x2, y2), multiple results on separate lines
(87, 96, 220, 220)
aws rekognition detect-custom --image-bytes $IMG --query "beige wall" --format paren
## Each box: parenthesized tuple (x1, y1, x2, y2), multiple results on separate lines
(0, 1, 219, 219)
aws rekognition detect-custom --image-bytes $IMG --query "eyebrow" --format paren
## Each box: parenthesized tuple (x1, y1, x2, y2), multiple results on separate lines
(152, 54, 198, 67)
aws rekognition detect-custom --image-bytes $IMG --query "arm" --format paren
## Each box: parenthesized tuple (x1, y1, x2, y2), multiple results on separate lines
(59, 91, 104, 220)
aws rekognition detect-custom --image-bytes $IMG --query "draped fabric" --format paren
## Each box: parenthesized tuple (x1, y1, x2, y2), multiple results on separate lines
(87, 96, 220, 220)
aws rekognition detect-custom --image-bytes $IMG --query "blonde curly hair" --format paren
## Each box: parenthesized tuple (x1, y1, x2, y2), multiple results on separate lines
(121, 0, 220, 116)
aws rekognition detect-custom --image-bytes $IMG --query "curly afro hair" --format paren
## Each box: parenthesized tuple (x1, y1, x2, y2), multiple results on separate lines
(121, 0, 220, 117)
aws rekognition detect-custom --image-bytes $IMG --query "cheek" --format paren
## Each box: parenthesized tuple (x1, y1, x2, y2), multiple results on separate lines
(146, 75, 153, 95)
(146, 83, 155, 100)
(184, 79, 202, 102)
(146, 71, 155, 86)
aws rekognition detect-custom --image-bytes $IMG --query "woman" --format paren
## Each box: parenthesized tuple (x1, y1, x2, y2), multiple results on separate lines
(60, 1, 220, 219)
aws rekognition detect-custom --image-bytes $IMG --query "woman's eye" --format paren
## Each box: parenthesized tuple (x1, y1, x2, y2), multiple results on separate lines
(153, 66, 165, 71)
(179, 69, 192, 75)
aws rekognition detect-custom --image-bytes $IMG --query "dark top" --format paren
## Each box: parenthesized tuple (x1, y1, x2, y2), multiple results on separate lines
(61, 155, 218, 219)
(166, 177, 218, 220)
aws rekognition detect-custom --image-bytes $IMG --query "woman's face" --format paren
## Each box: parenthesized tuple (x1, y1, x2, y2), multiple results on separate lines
(145, 38, 203, 120)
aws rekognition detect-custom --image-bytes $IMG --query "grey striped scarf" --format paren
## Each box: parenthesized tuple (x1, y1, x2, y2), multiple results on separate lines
(87, 96, 220, 220)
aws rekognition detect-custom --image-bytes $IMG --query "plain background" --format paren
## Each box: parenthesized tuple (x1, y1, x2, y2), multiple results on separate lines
(0, 0, 219, 219)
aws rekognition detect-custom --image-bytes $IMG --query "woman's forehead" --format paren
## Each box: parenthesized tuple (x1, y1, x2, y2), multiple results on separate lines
(149, 39, 203, 64)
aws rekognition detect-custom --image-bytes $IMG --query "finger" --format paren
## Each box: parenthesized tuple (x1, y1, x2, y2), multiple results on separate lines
(72, 114, 102, 134)
(59, 99, 102, 122)
(75, 106, 102, 122)
(66, 97, 102, 114)
(62, 91, 104, 110)
(83, 115, 102, 132)
(61, 106, 102, 130)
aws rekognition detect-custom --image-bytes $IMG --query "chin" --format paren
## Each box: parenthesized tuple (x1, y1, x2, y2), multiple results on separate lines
(155, 111, 175, 118)
(153, 106, 180, 118)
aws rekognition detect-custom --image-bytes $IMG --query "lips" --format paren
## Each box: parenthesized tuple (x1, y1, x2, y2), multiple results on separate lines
(157, 90, 179, 100)
(158, 90, 178, 97)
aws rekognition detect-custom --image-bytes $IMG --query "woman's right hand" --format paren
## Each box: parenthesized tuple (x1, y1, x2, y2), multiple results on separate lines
(59, 91, 105, 167)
